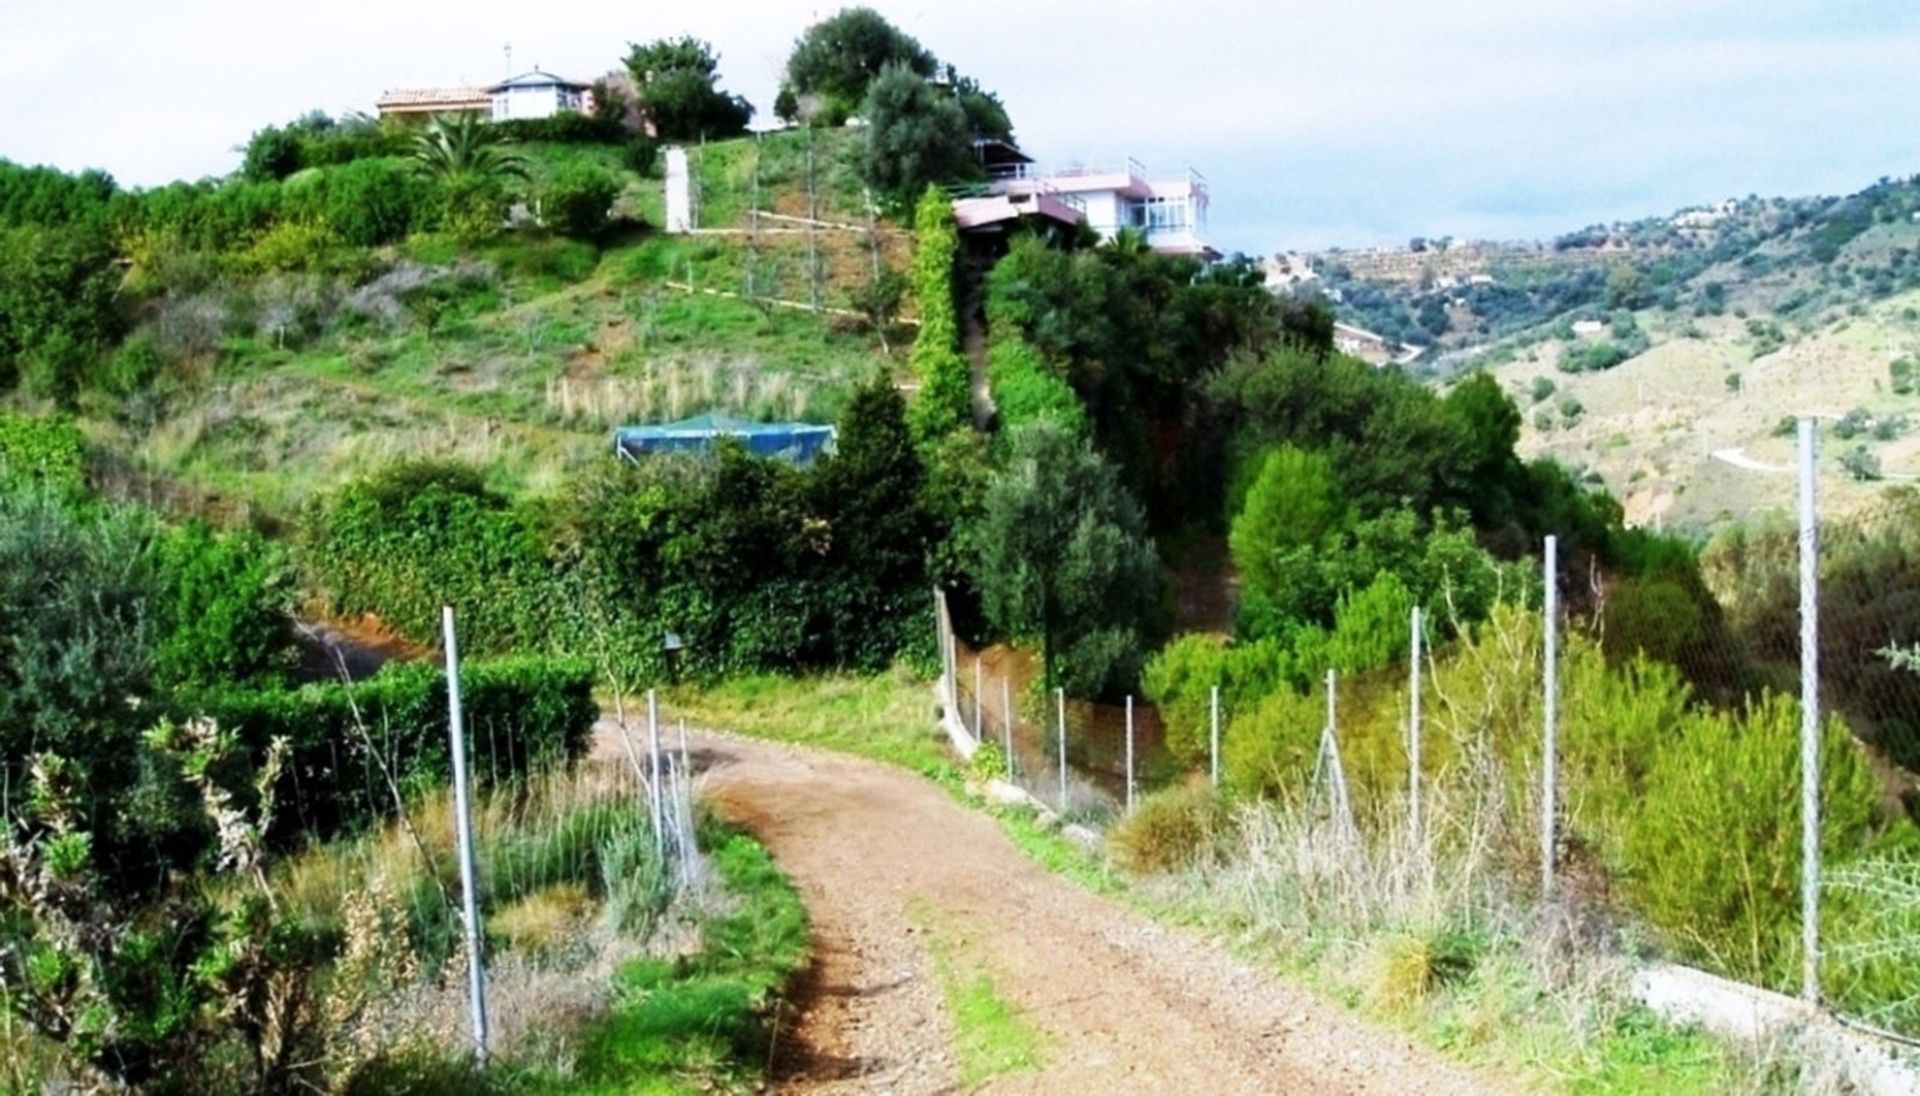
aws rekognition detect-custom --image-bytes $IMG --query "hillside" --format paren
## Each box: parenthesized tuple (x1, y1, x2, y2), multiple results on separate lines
(1294, 175, 1920, 529)
(59, 126, 909, 520)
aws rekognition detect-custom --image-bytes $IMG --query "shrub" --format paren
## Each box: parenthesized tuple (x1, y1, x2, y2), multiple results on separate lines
(491, 113, 626, 144)
(321, 158, 420, 247)
(1605, 695, 1889, 989)
(0, 408, 87, 491)
(1841, 445, 1883, 482)
(542, 163, 621, 240)
(985, 336, 1085, 435)
(303, 461, 564, 655)
(1108, 784, 1231, 873)
(430, 175, 508, 244)
(1221, 685, 1323, 798)
(149, 521, 294, 689)
(244, 218, 334, 273)
(624, 136, 659, 176)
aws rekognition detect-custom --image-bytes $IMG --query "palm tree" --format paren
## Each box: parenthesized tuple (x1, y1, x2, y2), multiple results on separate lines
(409, 113, 530, 183)
(1106, 226, 1151, 258)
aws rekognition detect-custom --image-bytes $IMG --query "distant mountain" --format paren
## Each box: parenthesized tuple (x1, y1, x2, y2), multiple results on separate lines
(1275, 174, 1920, 531)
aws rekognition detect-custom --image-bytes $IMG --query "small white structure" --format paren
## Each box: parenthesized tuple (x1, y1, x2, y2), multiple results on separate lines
(986, 156, 1215, 259)
(488, 68, 591, 122)
(663, 147, 692, 233)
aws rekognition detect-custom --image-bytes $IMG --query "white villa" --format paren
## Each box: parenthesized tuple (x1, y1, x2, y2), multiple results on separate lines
(487, 69, 592, 121)
(984, 151, 1215, 259)
(377, 67, 591, 125)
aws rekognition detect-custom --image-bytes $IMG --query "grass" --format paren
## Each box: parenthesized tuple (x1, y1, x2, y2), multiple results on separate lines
(86, 130, 904, 520)
(560, 822, 810, 1095)
(909, 900, 1047, 1087)
(668, 664, 953, 780)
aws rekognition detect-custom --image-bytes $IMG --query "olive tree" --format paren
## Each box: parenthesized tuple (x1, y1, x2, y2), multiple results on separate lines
(971, 422, 1159, 697)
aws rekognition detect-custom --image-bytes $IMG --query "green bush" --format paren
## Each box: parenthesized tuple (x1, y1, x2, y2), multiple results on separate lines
(429, 175, 508, 244)
(320, 158, 421, 247)
(149, 521, 293, 689)
(492, 113, 626, 144)
(0, 408, 87, 491)
(303, 461, 564, 655)
(191, 655, 596, 843)
(1221, 685, 1323, 798)
(625, 136, 659, 176)
(985, 335, 1085, 435)
(1604, 695, 1889, 989)
(542, 163, 621, 239)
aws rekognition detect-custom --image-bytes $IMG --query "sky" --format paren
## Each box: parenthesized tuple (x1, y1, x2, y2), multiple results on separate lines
(4, 0, 1918, 253)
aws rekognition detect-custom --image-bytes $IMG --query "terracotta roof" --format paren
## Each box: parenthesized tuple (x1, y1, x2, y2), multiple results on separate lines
(377, 86, 490, 110)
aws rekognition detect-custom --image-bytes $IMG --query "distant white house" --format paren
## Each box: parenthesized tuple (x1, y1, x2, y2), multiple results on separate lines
(984, 151, 1216, 259)
(487, 69, 592, 122)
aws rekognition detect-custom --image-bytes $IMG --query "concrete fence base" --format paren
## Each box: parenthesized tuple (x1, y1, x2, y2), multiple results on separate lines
(1632, 964, 1919, 1094)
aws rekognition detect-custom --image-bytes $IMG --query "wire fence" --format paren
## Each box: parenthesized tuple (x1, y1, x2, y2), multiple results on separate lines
(938, 416, 1920, 1043)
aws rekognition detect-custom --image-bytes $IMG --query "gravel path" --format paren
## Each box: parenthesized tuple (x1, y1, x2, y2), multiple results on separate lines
(666, 728, 1522, 1095)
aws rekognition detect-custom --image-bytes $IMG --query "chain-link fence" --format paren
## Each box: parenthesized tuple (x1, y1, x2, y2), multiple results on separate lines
(938, 416, 1920, 1043)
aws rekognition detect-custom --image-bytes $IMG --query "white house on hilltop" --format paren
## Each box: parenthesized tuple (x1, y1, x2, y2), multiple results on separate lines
(377, 68, 592, 125)
(487, 69, 592, 121)
(985, 152, 1216, 259)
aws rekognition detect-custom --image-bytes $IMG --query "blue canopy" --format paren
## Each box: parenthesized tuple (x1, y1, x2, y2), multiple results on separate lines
(612, 413, 837, 466)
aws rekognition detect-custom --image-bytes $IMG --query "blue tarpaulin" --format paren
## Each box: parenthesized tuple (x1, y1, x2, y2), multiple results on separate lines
(612, 413, 837, 466)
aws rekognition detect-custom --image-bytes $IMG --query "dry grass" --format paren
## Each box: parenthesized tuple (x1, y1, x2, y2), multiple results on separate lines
(492, 883, 596, 956)
(1107, 782, 1231, 874)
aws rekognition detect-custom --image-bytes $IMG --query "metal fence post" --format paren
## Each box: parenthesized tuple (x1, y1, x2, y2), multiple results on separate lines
(973, 656, 983, 745)
(1542, 535, 1560, 900)
(441, 606, 489, 1061)
(1798, 416, 1822, 1004)
(648, 689, 664, 861)
(1001, 676, 1015, 780)
(1209, 684, 1221, 790)
(1410, 605, 1423, 844)
(1057, 687, 1068, 813)
(1125, 694, 1136, 813)
(1320, 668, 1353, 840)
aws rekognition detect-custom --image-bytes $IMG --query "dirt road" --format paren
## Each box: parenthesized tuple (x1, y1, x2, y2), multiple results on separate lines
(676, 730, 1519, 1095)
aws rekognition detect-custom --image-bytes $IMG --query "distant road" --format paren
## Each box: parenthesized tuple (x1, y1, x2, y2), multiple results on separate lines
(1711, 447, 1788, 474)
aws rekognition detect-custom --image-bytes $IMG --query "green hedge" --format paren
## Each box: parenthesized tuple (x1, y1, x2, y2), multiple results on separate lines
(906, 187, 971, 443)
(191, 655, 597, 844)
(301, 461, 568, 655)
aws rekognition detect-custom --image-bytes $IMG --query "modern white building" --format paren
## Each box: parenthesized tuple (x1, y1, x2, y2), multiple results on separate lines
(985, 155, 1215, 258)
(487, 69, 591, 122)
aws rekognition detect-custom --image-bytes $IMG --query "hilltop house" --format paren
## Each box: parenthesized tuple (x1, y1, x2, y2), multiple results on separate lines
(488, 69, 592, 121)
(377, 67, 591, 125)
(983, 151, 1216, 259)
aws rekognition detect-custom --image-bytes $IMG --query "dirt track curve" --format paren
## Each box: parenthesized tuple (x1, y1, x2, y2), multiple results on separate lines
(669, 729, 1521, 1095)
